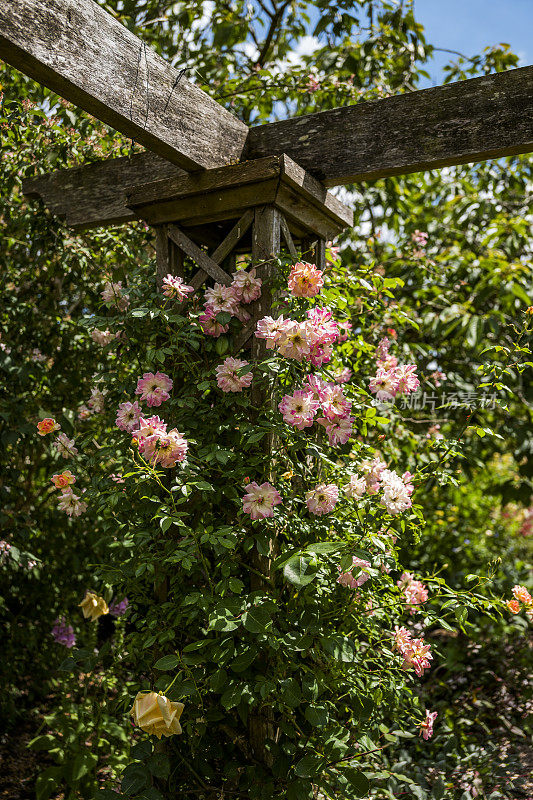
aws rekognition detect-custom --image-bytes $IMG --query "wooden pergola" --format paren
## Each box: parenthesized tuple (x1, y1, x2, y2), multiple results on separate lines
(2, 0, 533, 766)
(2, 0, 533, 298)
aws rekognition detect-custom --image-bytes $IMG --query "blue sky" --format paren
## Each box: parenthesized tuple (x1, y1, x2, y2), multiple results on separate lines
(416, 0, 532, 83)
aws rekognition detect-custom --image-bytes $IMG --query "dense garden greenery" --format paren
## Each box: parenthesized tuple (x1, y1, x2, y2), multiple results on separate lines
(1, 1, 531, 799)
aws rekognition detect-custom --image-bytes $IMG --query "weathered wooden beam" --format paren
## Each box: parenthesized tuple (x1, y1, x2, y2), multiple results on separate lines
(0, 0, 248, 172)
(247, 66, 533, 185)
(23, 152, 184, 228)
(126, 155, 353, 238)
(23, 65, 533, 227)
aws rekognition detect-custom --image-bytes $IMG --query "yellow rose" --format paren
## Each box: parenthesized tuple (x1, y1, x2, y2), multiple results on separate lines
(130, 691, 184, 739)
(79, 591, 109, 622)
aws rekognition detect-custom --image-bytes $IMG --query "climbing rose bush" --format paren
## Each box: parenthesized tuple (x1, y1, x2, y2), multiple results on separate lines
(33, 246, 528, 800)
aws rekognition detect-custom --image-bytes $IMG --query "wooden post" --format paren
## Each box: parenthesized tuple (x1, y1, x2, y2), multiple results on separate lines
(248, 205, 281, 765)
(155, 224, 184, 290)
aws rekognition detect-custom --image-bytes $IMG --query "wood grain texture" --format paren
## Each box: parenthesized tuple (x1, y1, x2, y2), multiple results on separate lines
(247, 66, 533, 186)
(24, 153, 353, 231)
(0, 0, 247, 171)
(23, 152, 184, 228)
(127, 154, 353, 229)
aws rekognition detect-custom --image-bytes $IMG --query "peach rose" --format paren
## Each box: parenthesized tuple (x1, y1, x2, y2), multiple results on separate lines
(130, 692, 184, 739)
(79, 591, 109, 622)
(506, 598, 520, 614)
(37, 418, 60, 436)
(51, 470, 76, 489)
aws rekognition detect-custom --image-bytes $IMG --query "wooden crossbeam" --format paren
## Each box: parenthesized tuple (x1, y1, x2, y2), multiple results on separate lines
(23, 152, 185, 229)
(248, 66, 533, 185)
(0, 0, 247, 171)
(21, 64, 533, 218)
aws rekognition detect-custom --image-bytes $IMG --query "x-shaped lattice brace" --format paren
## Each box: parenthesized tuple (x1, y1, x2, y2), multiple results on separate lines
(155, 210, 326, 353)
(139, 155, 353, 353)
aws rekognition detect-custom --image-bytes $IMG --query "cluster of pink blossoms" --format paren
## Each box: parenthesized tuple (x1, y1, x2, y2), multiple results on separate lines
(51, 470, 87, 517)
(393, 626, 433, 677)
(397, 572, 429, 614)
(369, 337, 419, 403)
(162, 274, 194, 302)
(506, 584, 533, 621)
(411, 230, 428, 247)
(241, 481, 282, 520)
(200, 268, 262, 337)
(53, 432, 78, 459)
(78, 387, 106, 421)
(241, 480, 341, 520)
(132, 416, 188, 469)
(337, 556, 372, 589)
(287, 261, 324, 298)
(135, 372, 173, 407)
(427, 423, 444, 441)
(278, 375, 353, 446)
(345, 458, 414, 516)
(215, 357, 253, 393)
(256, 307, 339, 367)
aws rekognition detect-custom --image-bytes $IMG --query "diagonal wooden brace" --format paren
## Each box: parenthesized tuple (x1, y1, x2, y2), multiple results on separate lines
(167, 225, 233, 287)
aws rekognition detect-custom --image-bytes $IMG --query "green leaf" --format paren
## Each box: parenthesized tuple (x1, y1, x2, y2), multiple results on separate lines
(28, 734, 57, 751)
(230, 647, 258, 672)
(215, 335, 229, 355)
(243, 605, 272, 633)
(194, 481, 213, 491)
(294, 753, 325, 778)
(305, 705, 328, 727)
(273, 541, 344, 570)
(221, 682, 248, 709)
(147, 752, 170, 779)
(121, 763, 150, 796)
(153, 654, 180, 670)
(130, 740, 153, 761)
(283, 556, 318, 587)
(320, 635, 355, 662)
(287, 778, 314, 800)
(137, 789, 165, 800)
(281, 678, 302, 708)
(343, 769, 370, 797)
(36, 767, 63, 800)
(352, 696, 374, 721)
(64, 751, 97, 785)
(511, 282, 531, 306)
